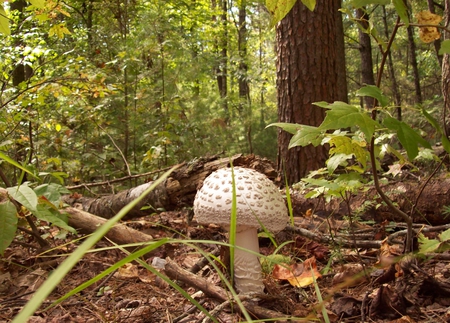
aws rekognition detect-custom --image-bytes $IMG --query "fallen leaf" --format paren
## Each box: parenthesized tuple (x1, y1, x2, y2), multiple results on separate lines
(332, 263, 368, 287)
(272, 256, 321, 288)
(114, 263, 139, 279)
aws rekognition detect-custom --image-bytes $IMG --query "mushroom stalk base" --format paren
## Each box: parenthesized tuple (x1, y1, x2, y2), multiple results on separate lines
(233, 227, 265, 294)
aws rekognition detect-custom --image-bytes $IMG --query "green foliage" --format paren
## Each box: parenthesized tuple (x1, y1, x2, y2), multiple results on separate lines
(12, 166, 176, 323)
(6, 182, 74, 235)
(0, 201, 17, 255)
(418, 229, 450, 254)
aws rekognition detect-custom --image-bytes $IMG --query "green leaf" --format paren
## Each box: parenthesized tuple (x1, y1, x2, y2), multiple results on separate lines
(383, 117, 431, 160)
(7, 185, 38, 213)
(289, 125, 324, 148)
(12, 166, 177, 323)
(316, 101, 379, 140)
(33, 205, 76, 233)
(28, 0, 46, 8)
(418, 233, 441, 254)
(328, 135, 368, 171)
(34, 183, 69, 206)
(0, 201, 18, 255)
(0, 151, 39, 180)
(421, 108, 450, 154)
(0, 6, 10, 36)
(392, 0, 409, 27)
(356, 85, 389, 108)
(266, 122, 303, 135)
(300, 0, 315, 11)
(266, 0, 298, 27)
(439, 40, 450, 55)
(439, 228, 450, 243)
(326, 153, 351, 174)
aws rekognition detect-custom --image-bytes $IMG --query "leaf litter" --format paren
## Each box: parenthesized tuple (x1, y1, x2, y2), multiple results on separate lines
(1, 208, 450, 322)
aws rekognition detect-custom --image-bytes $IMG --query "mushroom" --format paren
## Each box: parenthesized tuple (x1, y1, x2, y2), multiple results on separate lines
(193, 167, 288, 294)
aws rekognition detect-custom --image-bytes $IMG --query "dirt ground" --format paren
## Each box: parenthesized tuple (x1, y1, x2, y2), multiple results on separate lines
(1, 210, 450, 323)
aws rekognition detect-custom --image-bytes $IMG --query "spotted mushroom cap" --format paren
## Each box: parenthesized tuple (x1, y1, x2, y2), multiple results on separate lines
(193, 167, 288, 233)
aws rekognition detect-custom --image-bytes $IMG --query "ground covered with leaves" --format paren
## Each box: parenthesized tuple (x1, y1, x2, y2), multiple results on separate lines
(1, 209, 450, 323)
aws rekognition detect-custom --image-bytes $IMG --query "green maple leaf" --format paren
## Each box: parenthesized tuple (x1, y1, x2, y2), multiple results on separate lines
(328, 135, 368, 171)
(383, 117, 431, 160)
(315, 101, 379, 140)
(289, 125, 324, 148)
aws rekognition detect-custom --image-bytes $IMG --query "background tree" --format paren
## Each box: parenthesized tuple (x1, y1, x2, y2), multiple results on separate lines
(276, 0, 347, 184)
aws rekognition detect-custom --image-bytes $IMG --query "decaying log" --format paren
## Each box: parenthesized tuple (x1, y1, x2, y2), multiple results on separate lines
(62, 154, 277, 220)
(65, 207, 154, 245)
(63, 149, 450, 225)
(290, 178, 450, 225)
(164, 258, 292, 322)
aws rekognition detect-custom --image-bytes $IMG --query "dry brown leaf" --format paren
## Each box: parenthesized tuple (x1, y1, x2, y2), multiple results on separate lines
(272, 256, 321, 287)
(114, 263, 139, 279)
(376, 238, 402, 269)
(416, 11, 442, 43)
(332, 263, 368, 287)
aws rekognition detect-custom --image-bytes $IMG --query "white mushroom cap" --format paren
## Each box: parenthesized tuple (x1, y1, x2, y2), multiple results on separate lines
(193, 167, 288, 232)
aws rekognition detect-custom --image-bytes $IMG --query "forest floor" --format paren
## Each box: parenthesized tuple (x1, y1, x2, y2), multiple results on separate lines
(1, 208, 450, 323)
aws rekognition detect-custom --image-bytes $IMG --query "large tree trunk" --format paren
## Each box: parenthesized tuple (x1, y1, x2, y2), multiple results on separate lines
(276, 0, 347, 185)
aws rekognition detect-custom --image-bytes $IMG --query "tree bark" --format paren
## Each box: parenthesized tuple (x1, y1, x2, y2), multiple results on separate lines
(443, 0, 450, 137)
(356, 8, 376, 109)
(382, 5, 402, 119)
(276, 0, 347, 184)
(406, 21, 423, 104)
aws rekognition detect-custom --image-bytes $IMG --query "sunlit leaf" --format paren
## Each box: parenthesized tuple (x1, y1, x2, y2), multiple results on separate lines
(266, 0, 298, 27)
(300, 0, 315, 11)
(49, 23, 71, 39)
(0, 6, 10, 36)
(316, 101, 379, 140)
(28, 0, 46, 8)
(7, 185, 38, 213)
(418, 233, 441, 254)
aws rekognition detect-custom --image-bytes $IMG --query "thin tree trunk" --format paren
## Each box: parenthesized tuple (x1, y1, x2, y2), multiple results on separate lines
(406, 22, 423, 104)
(428, 0, 443, 67)
(212, 0, 228, 122)
(443, 0, 450, 137)
(382, 6, 402, 120)
(237, 1, 252, 154)
(356, 8, 376, 109)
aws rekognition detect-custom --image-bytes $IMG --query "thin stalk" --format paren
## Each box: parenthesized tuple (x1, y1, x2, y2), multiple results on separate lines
(371, 16, 413, 252)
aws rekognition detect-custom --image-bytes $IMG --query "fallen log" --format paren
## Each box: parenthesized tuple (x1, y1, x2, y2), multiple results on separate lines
(65, 207, 154, 245)
(62, 154, 278, 220)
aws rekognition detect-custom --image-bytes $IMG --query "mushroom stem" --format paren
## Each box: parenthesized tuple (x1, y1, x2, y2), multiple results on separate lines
(233, 227, 265, 294)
